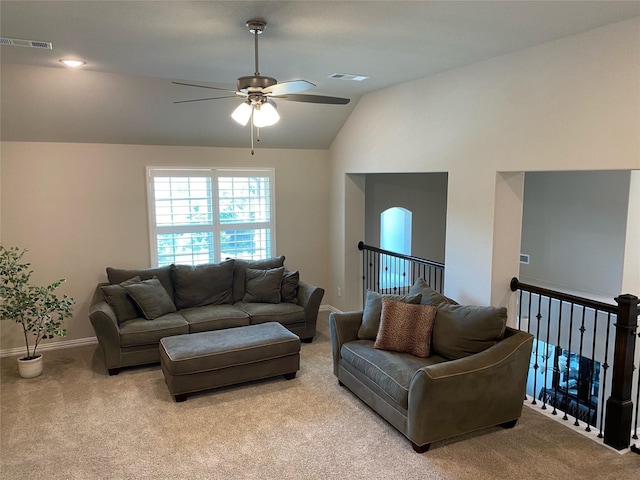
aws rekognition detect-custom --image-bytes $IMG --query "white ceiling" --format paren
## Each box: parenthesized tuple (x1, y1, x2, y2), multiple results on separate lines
(1, 1, 639, 150)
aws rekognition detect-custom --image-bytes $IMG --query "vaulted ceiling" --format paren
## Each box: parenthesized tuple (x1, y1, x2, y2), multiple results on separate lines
(2, 1, 638, 150)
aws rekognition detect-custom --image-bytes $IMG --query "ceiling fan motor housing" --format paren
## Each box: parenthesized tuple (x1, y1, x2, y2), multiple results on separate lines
(237, 75, 277, 93)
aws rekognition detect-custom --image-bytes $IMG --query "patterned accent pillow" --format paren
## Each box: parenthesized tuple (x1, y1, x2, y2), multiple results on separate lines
(374, 298, 437, 358)
(357, 290, 422, 340)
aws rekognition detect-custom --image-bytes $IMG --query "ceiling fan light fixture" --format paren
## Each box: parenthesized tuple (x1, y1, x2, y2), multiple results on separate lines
(253, 101, 280, 128)
(231, 101, 252, 126)
(59, 59, 86, 68)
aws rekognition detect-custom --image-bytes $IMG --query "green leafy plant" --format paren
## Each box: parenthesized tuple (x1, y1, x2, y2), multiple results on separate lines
(0, 245, 74, 359)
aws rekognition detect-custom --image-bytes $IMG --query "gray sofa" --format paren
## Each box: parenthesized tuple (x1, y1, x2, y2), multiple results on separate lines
(89, 256, 324, 375)
(330, 280, 533, 452)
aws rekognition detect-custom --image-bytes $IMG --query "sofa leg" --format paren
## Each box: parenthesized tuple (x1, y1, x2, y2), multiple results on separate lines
(338, 380, 345, 387)
(284, 372, 297, 380)
(412, 441, 430, 453)
(107, 368, 121, 376)
(301, 337, 313, 344)
(174, 393, 187, 403)
(501, 419, 518, 429)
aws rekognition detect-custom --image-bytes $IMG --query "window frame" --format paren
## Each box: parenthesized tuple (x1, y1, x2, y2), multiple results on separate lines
(146, 167, 276, 266)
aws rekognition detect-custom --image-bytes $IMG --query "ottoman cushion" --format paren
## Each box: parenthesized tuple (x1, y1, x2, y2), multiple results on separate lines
(160, 322, 300, 376)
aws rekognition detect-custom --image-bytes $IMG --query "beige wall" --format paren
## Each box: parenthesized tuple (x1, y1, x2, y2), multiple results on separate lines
(330, 18, 640, 311)
(0, 142, 330, 350)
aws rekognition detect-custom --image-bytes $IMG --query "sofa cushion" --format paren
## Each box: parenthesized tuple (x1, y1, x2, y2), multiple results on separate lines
(432, 304, 508, 360)
(100, 276, 141, 324)
(341, 340, 446, 409)
(374, 298, 437, 358)
(119, 312, 189, 347)
(124, 277, 177, 320)
(281, 270, 299, 304)
(357, 290, 422, 341)
(242, 267, 284, 303)
(231, 256, 285, 302)
(180, 304, 250, 333)
(408, 277, 458, 306)
(172, 260, 235, 309)
(107, 265, 174, 301)
(236, 302, 306, 326)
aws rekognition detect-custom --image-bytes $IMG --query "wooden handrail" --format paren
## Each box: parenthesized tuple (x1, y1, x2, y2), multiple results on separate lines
(358, 241, 444, 269)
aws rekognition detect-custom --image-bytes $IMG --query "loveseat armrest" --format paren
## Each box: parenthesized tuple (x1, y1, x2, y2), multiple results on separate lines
(329, 310, 363, 377)
(88, 284, 122, 370)
(407, 328, 533, 447)
(296, 280, 325, 340)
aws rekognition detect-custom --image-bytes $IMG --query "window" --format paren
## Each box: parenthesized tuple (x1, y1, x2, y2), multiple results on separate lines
(379, 207, 412, 289)
(147, 168, 275, 266)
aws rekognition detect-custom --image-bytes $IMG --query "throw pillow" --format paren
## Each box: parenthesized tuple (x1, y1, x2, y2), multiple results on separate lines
(172, 260, 235, 309)
(409, 277, 458, 306)
(242, 267, 285, 304)
(280, 270, 299, 303)
(124, 277, 177, 320)
(357, 290, 422, 340)
(106, 265, 175, 301)
(100, 276, 141, 324)
(432, 304, 508, 360)
(231, 256, 286, 302)
(374, 298, 437, 358)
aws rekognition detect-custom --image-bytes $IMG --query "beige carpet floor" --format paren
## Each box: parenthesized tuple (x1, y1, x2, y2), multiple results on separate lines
(1, 312, 638, 479)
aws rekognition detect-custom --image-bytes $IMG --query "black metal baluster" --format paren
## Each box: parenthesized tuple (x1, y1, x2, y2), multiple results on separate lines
(542, 296, 552, 410)
(597, 313, 613, 439)
(532, 294, 543, 406)
(585, 308, 598, 432)
(552, 300, 564, 416)
(574, 306, 587, 427)
(632, 327, 640, 441)
(563, 303, 575, 422)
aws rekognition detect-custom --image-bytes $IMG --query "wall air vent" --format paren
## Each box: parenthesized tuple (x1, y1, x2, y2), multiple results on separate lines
(0, 37, 53, 49)
(329, 73, 369, 81)
(520, 253, 530, 265)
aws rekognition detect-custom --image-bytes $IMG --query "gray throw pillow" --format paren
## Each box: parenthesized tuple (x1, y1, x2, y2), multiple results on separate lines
(100, 276, 142, 324)
(124, 277, 177, 320)
(409, 277, 458, 306)
(172, 260, 235, 309)
(432, 304, 508, 360)
(242, 267, 285, 304)
(231, 256, 285, 302)
(281, 270, 299, 304)
(107, 265, 175, 301)
(357, 290, 422, 340)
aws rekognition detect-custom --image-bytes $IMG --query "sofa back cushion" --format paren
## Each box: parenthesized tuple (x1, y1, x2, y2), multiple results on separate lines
(357, 290, 422, 340)
(374, 298, 437, 358)
(172, 260, 236, 309)
(280, 270, 299, 304)
(107, 265, 174, 301)
(232, 256, 285, 302)
(432, 304, 507, 360)
(242, 267, 285, 304)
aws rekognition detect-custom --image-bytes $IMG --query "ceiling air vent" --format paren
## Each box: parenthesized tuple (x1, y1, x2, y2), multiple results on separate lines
(0, 37, 53, 49)
(329, 73, 369, 82)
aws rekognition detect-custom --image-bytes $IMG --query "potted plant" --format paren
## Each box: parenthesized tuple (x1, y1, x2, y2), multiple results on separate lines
(0, 245, 74, 378)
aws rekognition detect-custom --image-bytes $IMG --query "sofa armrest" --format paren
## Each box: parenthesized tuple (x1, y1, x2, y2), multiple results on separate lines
(406, 329, 533, 446)
(296, 280, 325, 339)
(329, 310, 363, 377)
(88, 284, 122, 370)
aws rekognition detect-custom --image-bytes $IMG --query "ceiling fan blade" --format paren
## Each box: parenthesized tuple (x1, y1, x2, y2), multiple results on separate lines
(172, 81, 236, 93)
(174, 95, 239, 104)
(263, 80, 315, 96)
(275, 94, 351, 105)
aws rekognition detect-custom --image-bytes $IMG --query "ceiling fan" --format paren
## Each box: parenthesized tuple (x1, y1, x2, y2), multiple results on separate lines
(173, 19, 351, 154)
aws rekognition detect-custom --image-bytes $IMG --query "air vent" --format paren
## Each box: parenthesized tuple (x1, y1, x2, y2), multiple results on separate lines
(0, 37, 53, 49)
(329, 73, 369, 82)
(520, 253, 530, 265)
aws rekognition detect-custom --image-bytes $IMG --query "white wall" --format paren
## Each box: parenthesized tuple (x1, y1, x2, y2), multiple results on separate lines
(0, 142, 331, 351)
(330, 18, 640, 312)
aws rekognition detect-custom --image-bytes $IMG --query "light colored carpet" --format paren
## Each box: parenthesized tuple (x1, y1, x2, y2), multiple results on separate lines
(1, 312, 638, 479)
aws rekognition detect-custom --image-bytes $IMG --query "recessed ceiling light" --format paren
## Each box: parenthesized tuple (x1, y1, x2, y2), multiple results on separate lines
(59, 59, 86, 68)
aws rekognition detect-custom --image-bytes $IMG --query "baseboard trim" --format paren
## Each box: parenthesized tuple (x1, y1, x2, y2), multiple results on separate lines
(0, 337, 98, 358)
(320, 304, 341, 313)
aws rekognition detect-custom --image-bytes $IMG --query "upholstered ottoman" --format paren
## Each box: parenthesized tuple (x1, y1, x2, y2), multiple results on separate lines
(159, 322, 301, 402)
